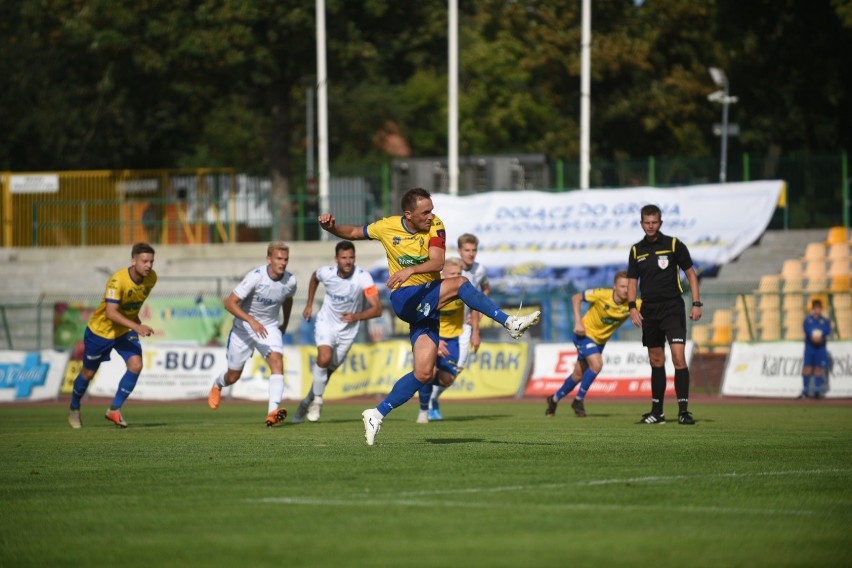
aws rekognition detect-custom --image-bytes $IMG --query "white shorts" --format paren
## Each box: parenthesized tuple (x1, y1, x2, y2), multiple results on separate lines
(458, 323, 473, 369)
(225, 321, 283, 370)
(314, 321, 358, 372)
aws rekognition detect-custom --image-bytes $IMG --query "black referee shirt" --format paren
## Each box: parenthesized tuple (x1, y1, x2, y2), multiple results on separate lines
(626, 232, 694, 303)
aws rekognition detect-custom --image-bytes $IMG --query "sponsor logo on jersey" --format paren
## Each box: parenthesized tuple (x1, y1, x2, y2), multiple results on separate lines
(397, 255, 427, 266)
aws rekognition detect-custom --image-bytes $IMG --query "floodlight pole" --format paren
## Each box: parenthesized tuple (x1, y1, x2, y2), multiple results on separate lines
(708, 67, 737, 184)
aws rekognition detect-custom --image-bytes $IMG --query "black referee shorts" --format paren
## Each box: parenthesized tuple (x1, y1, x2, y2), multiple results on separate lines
(640, 298, 687, 348)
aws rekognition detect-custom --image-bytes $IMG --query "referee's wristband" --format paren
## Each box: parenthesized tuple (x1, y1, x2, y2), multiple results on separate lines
(692, 301, 703, 307)
(628, 301, 637, 310)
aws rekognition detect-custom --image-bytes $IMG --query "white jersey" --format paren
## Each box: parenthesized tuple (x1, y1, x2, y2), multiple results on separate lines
(232, 265, 298, 327)
(315, 265, 376, 330)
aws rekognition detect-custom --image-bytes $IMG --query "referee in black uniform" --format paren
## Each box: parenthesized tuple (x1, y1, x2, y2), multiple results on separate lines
(626, 204, 702, 425)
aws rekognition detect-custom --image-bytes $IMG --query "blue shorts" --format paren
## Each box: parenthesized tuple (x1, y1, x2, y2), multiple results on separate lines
(803, 344, 828, 368)
(390, 281, 441, 347)
(573, 333, 605, 362)
(81, 327, 143, 372)
(437, 337, 460, 377)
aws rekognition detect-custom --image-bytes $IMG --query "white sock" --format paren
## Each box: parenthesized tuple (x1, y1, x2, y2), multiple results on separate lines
(429, 385, 446, 409)
(312, 364, 329, 397)
(214, 372, 227, 389)
(268, 374, 284, 413)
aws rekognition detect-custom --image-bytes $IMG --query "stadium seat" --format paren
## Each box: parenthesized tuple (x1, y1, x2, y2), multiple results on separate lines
(825, 226, 850, 246)
(780, 259, 804, 291)
(691, 324, 711, 351)
(803, 242, 826, 261)
(830, 275, 851, 292)
(783, 323, 805, 341)
(712, 308, 734, 326)
(828, 259, 850, 277)
(832, 292, 852, 311)
(758, 292, 780, 312)
(827, 243, 850, 262)
(710, 324, 733, 353)
(734, 294, 756, 318)
(758, 315, 782, 341)
(734, 325, 754, 342)
(757, 274, 780, 293)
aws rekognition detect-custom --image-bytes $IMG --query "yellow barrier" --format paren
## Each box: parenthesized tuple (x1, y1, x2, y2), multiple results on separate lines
(0, 168, 236, 247)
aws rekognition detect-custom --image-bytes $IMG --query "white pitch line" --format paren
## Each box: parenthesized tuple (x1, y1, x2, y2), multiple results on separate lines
(249, 496, 816, 517)
(247, 468, 851, 517)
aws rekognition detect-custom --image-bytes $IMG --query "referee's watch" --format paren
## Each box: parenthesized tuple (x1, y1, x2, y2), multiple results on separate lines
(692, 301, 703, 307)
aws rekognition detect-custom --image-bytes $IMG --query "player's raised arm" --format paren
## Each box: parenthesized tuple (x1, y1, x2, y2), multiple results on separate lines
(318, 213, 366, 240)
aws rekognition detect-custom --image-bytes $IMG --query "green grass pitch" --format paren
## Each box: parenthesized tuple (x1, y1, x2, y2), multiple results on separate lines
(1, 400, 850, 568)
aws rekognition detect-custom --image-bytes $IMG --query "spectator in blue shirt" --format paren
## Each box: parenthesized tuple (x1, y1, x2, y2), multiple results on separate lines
(801, 299, 831, 398)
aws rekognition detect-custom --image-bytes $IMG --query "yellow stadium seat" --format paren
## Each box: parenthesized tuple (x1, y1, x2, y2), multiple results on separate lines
(831, 293, 852, 311)
(758, 293, 780, 311)
(757, 274, 780, 293)
(828, 260, 850, 277)
(782, 292, 805, 311)
(825, 226, 850, 246)
(759, 320, 781, 341)
(712, 308, 734, 326)
(734, 326, 754, 342)
(780, 259, 804, 291)
(691, 324, 711, 350)
(804, 242, 826, 261)
(783, 324, 805, 341)
(827, 243, 850, 262)
(711, 324, 733, 346)
(830, 275, 851, 292)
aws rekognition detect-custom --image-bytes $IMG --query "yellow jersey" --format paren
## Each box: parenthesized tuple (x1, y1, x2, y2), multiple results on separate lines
(439, 298, 465, 339)
(366, 215, 446, 288)
(87, 267, 157, 339)
(581, 288, 639, 344)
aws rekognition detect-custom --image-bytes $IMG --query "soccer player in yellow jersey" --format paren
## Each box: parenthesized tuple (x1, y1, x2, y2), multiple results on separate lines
(545, 270, 639, 418)
(318, 187, 541, 445)
(416, 258, 465, 423)
(67, 243, 157, 429)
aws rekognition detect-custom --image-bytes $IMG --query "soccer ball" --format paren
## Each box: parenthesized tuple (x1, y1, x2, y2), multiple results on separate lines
(811, 329, 823, 342)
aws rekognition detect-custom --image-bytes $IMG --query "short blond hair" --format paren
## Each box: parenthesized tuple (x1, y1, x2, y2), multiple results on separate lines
(267, 241, 290, 256)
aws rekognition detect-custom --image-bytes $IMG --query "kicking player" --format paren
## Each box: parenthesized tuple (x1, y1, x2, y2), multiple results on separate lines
(427, 234, 491, 420)
(292, 241, 382, 423)
(67, 242, 157, 429)
(207, 242, 297, 427)
(545, 270, 640, 417)
(416, 258, 465, 423)
(318, 187, 541, 446)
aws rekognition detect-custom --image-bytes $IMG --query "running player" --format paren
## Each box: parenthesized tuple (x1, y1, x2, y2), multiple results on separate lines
(207, 242, 297, 426)
(67, 242, 157, 429)
(292, 241, 382, 423)
(545, 270, 639, 417)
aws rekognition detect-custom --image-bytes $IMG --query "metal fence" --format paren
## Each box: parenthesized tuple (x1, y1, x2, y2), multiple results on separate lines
(2, 152, 848, 248)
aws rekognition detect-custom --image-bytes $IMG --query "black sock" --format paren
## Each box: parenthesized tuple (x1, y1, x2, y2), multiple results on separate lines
(651, 366, 666, 415)
(675, 367, 690, 414)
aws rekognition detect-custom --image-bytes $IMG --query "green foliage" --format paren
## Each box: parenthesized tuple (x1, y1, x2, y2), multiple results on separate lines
(1, 401, 850, 567)
(0, 0, 849, 189)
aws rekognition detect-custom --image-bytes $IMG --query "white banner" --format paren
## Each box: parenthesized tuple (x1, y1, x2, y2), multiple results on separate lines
(10, 174, 59, 194)
(526, 341, 694, 398)
(432, 181, 783, 268)
(88, 344, 303, 401)
(0, 350, 69, 402)
(722, 341, 852, 398)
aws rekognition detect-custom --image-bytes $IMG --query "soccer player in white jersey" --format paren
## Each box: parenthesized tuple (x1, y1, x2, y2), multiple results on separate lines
(427, 233, 490, 420)
(292, 241, 382, 423)
(207, 242, 297, 427)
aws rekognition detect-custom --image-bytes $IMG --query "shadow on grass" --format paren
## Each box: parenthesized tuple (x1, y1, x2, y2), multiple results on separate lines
(426, 438, 553, 446)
